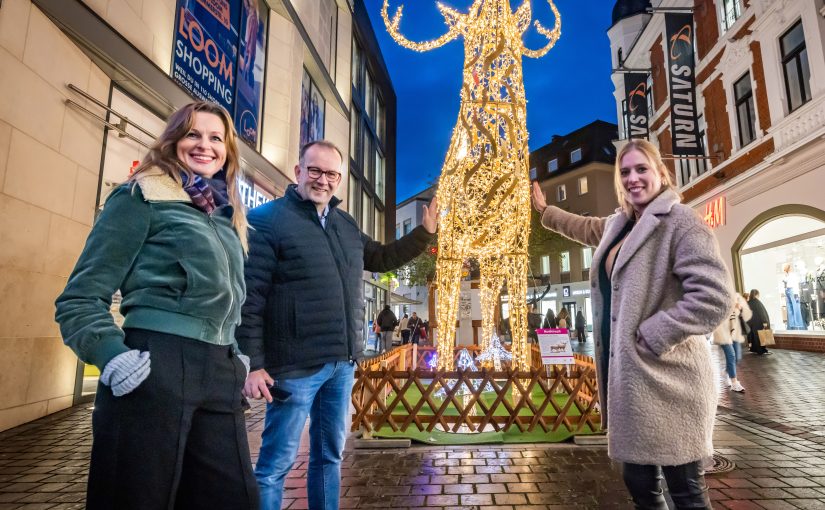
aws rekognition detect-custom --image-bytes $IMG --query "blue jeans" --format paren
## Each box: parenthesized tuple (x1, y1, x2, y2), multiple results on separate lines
(255, 361, 355, 510)
(720, 342, 742, 379)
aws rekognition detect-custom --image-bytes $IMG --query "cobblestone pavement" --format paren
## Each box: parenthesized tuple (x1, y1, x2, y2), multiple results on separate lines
(1, 344, 824, 509)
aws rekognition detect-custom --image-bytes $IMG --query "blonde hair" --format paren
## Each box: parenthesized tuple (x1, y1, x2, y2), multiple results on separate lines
(131, 101, 248, 253)
(613, 139, 681, 217)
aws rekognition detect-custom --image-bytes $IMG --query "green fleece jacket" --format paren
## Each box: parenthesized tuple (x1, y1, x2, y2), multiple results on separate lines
(55, 172, 246, 371)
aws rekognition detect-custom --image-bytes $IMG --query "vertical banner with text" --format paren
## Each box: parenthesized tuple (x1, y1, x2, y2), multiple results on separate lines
(234, 0, 267, 146)
(665, 13, 703, 156)
(172, 0, 239, 114)
(624, 72, 649, 139)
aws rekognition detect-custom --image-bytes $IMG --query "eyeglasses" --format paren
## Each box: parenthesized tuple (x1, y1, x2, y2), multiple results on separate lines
(304, 166, 342, 183)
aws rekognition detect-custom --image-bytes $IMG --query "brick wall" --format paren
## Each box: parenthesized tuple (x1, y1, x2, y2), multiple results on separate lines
(702, 77, 733, 160)
(694, 0, 720, 61)
(682, 137, 774, 202)
(651, 36, 668, 111)
(774, 334, 825, 353)
(657, 128, 677, 174)
(750, 40, 772, 131)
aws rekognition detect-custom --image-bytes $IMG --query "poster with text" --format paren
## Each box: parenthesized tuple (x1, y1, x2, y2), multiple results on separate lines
(172, 0, 240, 113)
(537, 328, 574, 365)
(234, 0, 266, 146)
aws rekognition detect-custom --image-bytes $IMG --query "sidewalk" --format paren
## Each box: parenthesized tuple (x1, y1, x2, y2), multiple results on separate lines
(1, 345, 824, 509)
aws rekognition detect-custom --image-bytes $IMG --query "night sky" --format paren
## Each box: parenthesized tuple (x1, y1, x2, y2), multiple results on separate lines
(362, 0, 619, 202)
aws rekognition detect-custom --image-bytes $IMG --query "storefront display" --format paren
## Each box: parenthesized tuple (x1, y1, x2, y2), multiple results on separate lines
(740, 216, 825, 333)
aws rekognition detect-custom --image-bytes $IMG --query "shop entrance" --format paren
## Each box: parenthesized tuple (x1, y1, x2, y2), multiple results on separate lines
(737, 212, 825, 334)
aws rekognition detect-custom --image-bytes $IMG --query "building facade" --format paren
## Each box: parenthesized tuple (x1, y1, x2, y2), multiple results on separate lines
(393, 185, 436, 320)
(527, 120, 620, 332)
(609, 0, 825, 350)
(0, 0, 396, 431)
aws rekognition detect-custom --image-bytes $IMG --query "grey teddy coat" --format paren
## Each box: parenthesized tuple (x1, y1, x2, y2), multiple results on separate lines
(540, 190, 733, 466)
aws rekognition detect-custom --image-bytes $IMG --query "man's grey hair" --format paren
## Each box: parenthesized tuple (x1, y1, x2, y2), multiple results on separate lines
(299, 140, 344, 166)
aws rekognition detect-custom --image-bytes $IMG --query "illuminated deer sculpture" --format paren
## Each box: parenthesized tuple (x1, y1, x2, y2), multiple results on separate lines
(382, 1, 561, 370)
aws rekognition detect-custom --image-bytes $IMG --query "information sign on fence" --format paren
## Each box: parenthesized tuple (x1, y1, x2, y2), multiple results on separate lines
(537, 328, 574, 365)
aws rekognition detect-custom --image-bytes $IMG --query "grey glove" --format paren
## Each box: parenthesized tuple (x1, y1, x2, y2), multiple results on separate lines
(237, 354, 250, 379)
(100, 350, 151, 397)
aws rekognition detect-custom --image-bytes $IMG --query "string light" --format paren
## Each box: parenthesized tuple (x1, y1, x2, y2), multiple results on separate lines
(382, 0, 562, 370)
(476, 332, 512, 371)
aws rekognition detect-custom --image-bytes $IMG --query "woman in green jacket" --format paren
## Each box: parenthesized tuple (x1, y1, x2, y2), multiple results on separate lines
(55, 101, 258, 509)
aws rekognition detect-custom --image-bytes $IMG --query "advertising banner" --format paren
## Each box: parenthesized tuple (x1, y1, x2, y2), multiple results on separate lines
(172, 0, 240, 113)
(234, 0, 267, 146)
(624, 72, 649, 139)
(665, 13, 703, 156)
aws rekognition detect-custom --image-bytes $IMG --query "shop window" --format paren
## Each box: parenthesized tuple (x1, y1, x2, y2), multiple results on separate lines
(734, 72, 756, 147)
(570, 148, 582, 164)
(781, 21, 812, 113)
(548, 158, 558, 172)
(540, 255, 551, 276)
(561, 251, 570, 273)
(556, 184, 567, 202)
(740, 215, 825, 334)
(578, 176, 588, 195)
(720, 0, 742, 33)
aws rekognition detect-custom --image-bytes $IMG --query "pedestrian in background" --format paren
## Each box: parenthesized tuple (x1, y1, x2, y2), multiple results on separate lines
(532, 138, 732, 509)
(55, 101, 258, 509)
(543, 308, 557, 329)
(747, 289, 772, 355)
(409, 311, 423, 345)
(237, 140, 436, 510)
(713, 293, 752, 392)
(557, 307, 570, 329)
(376, 304, 398, 353)
(399, 313, 411, 344)
(575, 310, 587, 342)
(527, 304, 543, 343)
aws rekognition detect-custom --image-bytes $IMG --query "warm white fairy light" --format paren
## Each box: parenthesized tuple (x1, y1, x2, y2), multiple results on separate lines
(476, 332, 512, 371)
(383, 0, 561, 371)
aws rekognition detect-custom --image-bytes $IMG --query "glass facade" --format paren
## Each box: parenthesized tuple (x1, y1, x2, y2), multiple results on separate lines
(740, 216, 825, 334)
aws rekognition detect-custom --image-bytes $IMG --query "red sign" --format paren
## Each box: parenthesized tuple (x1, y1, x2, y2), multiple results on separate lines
(704, 196, 726, 229)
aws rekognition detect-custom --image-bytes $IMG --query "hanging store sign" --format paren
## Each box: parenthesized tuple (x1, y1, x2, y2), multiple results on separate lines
(665, 13, 703, 156)
(624, 73, 649, 139)
(703, 196, 726, 229)
(172, 0, 267, 146)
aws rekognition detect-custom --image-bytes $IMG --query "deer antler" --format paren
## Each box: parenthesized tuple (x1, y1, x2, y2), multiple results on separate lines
(381, 0, 463, 52)
(522, 0, 562, 59)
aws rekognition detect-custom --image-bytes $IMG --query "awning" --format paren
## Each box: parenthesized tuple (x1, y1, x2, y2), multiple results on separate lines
(390, 292, 422, 305)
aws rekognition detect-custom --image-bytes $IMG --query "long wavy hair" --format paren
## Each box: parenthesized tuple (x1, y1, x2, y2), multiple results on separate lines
(613, 139, 681, 217)
(130, 101, 248, 253)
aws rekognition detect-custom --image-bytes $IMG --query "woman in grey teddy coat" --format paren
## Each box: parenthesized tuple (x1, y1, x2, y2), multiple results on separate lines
(531, 139, 732, 509)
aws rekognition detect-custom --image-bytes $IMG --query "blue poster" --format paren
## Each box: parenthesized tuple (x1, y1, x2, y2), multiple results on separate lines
(234, 0, 266, 145)
(172, 0, 240, 113)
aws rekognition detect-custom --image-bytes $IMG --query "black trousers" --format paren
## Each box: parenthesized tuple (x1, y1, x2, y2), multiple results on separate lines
(86, 329, 259, 510)
(623, 461, 712, 510)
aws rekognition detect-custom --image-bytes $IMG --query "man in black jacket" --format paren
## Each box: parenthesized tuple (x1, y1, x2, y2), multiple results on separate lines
(237, 140, 436, 510)
(375, 304, 398, 353)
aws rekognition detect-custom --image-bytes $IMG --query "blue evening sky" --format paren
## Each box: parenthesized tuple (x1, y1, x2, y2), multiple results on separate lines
(362, 0, 619, 203)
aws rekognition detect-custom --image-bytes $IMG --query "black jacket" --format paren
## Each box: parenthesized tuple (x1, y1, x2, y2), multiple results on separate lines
(376, 308, 398, 332)
(747, 297, 771, 331)
(237, 185, 433, 375)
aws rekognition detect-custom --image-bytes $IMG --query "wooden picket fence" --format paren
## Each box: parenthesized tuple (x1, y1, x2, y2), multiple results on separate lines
(351, 344, 601, 437)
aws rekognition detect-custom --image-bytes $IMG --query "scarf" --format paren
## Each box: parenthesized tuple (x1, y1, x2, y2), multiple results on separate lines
(180, 171, 229, 214)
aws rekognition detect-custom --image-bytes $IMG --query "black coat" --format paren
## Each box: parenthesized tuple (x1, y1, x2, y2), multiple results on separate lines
(747, 297, 771, 331)
(237, 185, 433, 375)
(376, 308, 398, 332)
